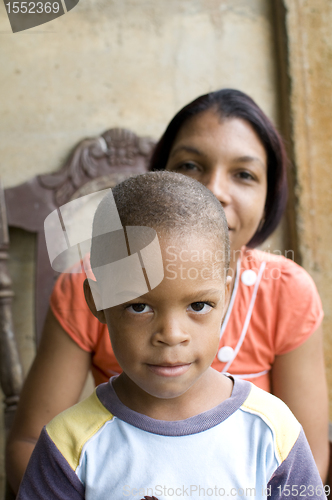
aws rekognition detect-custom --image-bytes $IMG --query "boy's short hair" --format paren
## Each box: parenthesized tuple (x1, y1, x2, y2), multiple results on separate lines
(90, 171, 230, 277)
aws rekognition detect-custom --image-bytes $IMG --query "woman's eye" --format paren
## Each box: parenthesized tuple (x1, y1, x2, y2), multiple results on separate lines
(174, 162, 200, 173)
(127, 304, 152, 314)
(237, 171, 255, 181)
(187, 302, 213, 314)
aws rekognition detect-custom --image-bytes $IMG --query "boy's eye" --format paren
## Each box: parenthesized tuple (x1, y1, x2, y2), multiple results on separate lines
(127, 303, 152, 314)
(187, 302, 213, 314)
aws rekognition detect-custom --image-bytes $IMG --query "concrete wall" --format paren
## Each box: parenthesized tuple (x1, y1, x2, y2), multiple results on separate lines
(283, 0, 332, 416)
(0, 0, 281, 495)
(1, 0, 278, 188)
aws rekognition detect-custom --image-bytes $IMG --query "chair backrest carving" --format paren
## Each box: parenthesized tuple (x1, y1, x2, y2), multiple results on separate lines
(4, 128, 156, 343)
(38, 128, 155, 207)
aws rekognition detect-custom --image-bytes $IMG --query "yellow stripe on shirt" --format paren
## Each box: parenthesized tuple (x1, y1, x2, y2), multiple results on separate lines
(46, 390, 114, 470)
(241, 384, 301, 464)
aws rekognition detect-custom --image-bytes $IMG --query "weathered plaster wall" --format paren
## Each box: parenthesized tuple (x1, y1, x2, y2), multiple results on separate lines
(0, 0, 280, 495)
(0, 0, 278, 188)
(283, 0, 332, 416)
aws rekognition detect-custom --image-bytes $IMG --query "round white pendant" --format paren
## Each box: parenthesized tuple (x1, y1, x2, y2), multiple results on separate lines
(217, 346, 234, 363)
(241, 269, 257, 286)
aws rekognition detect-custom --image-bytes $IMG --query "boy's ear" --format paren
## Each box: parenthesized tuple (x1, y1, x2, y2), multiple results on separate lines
(222, 275, 232, 316)
(83, 279, 107, 324)
(226, 275, 232, 294)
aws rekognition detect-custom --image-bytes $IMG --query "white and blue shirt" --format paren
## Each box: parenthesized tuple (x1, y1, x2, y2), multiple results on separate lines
(17, 377, 325, 500)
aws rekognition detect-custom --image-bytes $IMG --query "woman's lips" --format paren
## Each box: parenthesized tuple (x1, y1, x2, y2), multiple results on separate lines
(147, 363, 192, 377)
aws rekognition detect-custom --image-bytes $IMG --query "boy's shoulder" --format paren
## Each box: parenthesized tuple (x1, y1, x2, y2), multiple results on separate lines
(45, 378, 301, 471)
(46, 388, 114, 470)
(240, 382, 301, 463)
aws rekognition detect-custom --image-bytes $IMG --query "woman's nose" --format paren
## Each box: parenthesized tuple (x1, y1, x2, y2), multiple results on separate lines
(204, 169, 231, 206)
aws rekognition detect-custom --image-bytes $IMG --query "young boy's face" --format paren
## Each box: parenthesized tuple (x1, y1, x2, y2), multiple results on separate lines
(86, 234, 230, 404)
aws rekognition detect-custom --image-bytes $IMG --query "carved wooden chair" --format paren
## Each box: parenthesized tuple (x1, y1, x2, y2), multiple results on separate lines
(0, 128, 156, 498)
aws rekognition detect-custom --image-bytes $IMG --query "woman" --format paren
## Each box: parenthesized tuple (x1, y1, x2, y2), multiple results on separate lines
(6, 89, 329, 492)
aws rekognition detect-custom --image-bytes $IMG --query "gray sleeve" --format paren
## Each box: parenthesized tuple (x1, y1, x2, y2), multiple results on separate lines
(268, 428, 327, 499)
(17, 427, 85, 500)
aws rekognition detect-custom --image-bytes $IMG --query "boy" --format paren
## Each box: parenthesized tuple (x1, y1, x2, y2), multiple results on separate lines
(17, 172, 326, 499)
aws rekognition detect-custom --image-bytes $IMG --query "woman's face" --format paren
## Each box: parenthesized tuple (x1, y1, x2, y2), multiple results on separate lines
(165, 111, 268, 256)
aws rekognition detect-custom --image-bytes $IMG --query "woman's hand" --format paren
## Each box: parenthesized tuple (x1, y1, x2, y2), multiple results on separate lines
(5, 308, 91, 494)
(271, 324, 329, 483)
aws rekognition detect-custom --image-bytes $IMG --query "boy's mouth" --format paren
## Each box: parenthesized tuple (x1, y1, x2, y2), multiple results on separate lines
(146, 363, 192, 377)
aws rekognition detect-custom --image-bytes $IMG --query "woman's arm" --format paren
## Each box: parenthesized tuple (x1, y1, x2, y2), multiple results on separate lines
(5, 308, 91, 494)
(271, 324, 329, 483)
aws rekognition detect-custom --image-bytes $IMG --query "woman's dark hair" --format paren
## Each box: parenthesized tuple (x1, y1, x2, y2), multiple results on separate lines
(150, 89, 288, 248)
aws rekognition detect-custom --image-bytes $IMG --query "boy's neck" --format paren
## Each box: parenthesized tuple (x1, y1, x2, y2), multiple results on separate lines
(112, 368, 233, 421)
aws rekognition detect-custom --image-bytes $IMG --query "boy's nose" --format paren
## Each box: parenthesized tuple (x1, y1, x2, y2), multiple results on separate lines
(152, 317, 190, 346)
